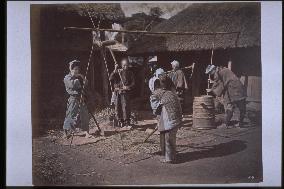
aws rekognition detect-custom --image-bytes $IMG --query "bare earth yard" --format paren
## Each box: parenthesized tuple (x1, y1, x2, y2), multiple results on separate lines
(32, 112, 262, 186)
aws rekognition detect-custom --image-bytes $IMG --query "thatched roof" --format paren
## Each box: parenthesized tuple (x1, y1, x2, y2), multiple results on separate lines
(56, 3, 125, 23)
(128, 2, 260, 55)
(37, 4, 125, 51)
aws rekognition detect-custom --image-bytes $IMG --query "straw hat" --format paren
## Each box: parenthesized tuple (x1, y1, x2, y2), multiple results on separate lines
(205, 64, 216, 74)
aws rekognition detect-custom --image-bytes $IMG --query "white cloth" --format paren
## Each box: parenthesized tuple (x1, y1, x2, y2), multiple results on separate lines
(149, 76, 158, 93)
(149, 56, 158, 62)
(148, 68, 165, 93)
(170, 60, 180, 68)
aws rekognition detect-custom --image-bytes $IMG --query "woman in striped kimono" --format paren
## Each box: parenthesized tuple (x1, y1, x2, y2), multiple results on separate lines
(63, 60, 91, 139)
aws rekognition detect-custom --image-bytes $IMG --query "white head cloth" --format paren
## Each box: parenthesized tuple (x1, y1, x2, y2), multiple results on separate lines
(149, 68, 165, 93)
(149, 56, 158, 62)
(69, 60, 80, 72)
(170, 60, 180, 68)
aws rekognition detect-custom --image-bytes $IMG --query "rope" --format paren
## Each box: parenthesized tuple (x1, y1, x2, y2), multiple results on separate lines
(108, 47, 127, 87)
(83, 3, 113, 93)
(100, 48, 114, 92)
(83, 4, 96, 28)
(70, 32, 95, 147)
(82, 4, 128, 160)
(70, 4, 98, 146)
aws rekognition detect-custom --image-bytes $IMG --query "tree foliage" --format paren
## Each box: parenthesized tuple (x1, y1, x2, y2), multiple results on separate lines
(149, 7, 164, 18)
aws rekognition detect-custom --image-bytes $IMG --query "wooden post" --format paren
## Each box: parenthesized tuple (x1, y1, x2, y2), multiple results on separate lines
(100, 30, 109, 106)
(122, 32, 125, 44)
(192, 62, 201, 97)
(140, 57, 146, 98)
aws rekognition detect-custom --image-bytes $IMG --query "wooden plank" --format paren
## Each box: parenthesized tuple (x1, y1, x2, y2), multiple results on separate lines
(246, 76, 261, 102)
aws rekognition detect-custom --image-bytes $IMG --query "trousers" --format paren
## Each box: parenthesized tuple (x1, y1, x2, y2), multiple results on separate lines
(115, 92, 131, 124)
(63, 96, 89, 132)
(160, 127, 178, 161)
(224, 99, 246, 125)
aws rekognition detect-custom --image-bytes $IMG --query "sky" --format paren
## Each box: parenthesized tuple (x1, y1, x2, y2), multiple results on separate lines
(120, 3, 191, 19)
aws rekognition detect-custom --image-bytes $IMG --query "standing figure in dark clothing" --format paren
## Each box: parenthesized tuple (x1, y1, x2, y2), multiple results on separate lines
(205, 64, 247, 128)
(168, 60, 188, 113)
(110, 58, 135, 129)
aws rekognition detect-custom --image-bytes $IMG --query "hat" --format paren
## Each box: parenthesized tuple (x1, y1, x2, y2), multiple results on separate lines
(149, 56, 157, 62)
(155, 68, 165, 77)
(205, 64, 216, 74)
(69, 60, 80, 71)
(170, 60, 180, 67)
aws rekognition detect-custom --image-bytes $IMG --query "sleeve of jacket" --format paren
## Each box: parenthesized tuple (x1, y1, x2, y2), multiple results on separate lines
(212, 79, 225, 97)
(64, 75, 82, 95)
(150, 93, 162, 115)
(148, 77, 155, 93)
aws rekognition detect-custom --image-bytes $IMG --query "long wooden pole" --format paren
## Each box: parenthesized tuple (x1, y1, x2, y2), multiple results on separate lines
(207, 34, 216, 95)
(143, 126, 158, 143)
(64, 26, 240, 36)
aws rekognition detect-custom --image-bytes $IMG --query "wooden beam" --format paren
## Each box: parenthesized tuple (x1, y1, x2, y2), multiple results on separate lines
(64, 26, 240, 36)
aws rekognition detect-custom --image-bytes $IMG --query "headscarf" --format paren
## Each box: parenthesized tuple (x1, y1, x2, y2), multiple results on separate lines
(69, 60, 80, 72)
(170, 60, 180, 68)
(149, 68, 165, 93)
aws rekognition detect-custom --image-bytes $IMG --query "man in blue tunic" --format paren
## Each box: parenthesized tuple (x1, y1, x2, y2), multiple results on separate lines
(150, 74, 183, 163)
(63, 60, 91, 139)
(205, 64, 247, 128)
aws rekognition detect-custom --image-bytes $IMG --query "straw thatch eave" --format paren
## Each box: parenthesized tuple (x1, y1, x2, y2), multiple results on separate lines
(39, 3, 125, 23)
(58, 3, 125, 23)
(38, 4, 125, 52)
(128, 2, 260, 55)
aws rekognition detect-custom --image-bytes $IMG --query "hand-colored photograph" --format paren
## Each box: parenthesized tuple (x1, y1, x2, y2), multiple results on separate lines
(30, 2, 263, 186)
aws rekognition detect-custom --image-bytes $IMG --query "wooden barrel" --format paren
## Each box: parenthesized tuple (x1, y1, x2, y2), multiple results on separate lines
(193, 95, 216, 129)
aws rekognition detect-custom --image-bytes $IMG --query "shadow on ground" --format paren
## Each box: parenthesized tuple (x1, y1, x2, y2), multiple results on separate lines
(133, 123, 156, 131)
(175, 140, 247, 164)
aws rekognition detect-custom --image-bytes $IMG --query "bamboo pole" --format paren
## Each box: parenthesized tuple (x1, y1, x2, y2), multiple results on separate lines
(64, 26, 240, 36)
(207, 34, 216, 95)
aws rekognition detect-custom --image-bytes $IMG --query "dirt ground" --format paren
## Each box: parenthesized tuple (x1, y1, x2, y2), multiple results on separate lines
(32, 111, 262, 186)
